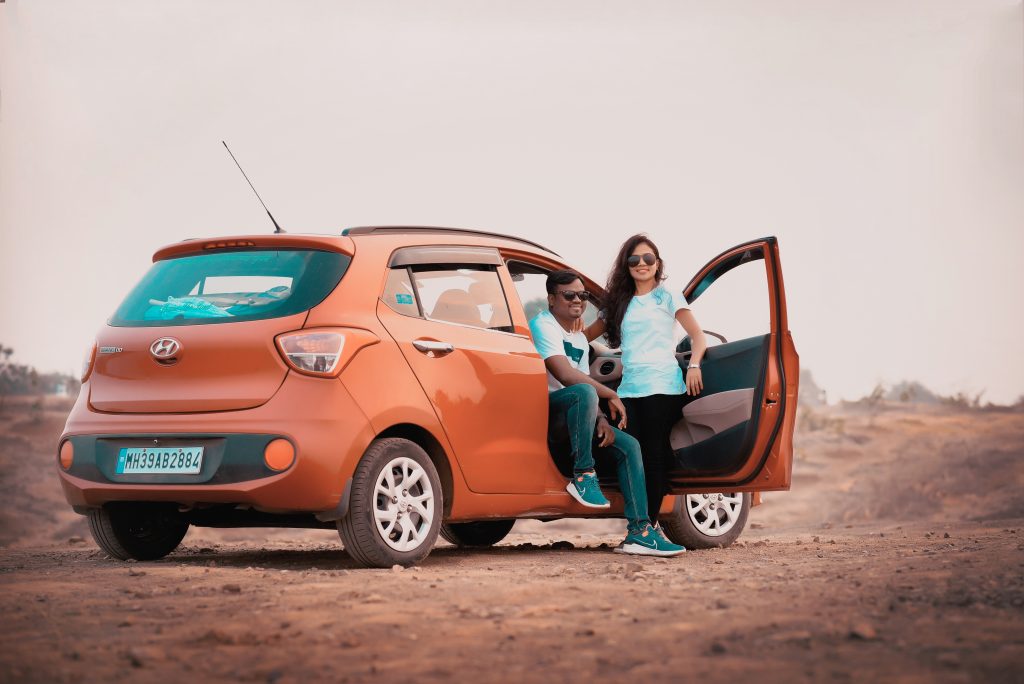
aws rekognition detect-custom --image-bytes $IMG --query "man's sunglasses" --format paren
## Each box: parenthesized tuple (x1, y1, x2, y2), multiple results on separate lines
(558, 290, 591, 302)
(627, 253, 658, 268)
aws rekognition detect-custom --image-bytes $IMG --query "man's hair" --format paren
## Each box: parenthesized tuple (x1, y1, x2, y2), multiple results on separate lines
(545, 269, 583, 295)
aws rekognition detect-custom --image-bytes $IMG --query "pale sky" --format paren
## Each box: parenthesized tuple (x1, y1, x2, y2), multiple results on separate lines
(1, 1, 1022, 403)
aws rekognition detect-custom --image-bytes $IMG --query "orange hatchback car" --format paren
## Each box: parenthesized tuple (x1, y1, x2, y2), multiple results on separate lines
(58, 227, 798, 567)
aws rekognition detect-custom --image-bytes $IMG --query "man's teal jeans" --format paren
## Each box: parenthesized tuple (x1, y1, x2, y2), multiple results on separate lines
(548, 383, 651, 533)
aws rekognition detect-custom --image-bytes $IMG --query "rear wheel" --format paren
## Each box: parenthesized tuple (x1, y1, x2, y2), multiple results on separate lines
(661, 492, 750, 549)
(440, 519, 515, 547)
(337, 438, 442, 568)
(87, 502, 189, 561)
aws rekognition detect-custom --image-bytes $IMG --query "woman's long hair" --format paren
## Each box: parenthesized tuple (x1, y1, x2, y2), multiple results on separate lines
(603, 234, 665, 349)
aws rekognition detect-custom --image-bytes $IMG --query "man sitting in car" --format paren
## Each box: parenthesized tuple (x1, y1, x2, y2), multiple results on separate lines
(528, 270, 685, 557)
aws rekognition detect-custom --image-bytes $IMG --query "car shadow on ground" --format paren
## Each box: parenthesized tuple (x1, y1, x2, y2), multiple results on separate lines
(58, 542, 625, 572)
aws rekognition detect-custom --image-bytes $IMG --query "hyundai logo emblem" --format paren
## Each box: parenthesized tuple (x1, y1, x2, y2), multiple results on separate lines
(150, 337, 182, 360)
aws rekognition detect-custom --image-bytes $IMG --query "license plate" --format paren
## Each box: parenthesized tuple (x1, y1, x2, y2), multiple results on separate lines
(116, 446, 204, 474)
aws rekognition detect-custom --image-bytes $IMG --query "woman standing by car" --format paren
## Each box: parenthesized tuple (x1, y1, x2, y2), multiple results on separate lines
(584, 234, 708, 525)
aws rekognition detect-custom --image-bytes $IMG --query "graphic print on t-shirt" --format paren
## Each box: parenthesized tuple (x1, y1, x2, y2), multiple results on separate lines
(562, 340, 585, 365)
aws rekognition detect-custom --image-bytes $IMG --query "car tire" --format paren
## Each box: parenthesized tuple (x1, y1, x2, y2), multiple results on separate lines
(337, 438, 442, 568)
(87, 502, 189, 561)
(660, 492, 751, 549)
(440, 519, 516, 547)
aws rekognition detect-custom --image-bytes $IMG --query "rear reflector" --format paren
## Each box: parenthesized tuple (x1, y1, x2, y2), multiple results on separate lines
(264, 439, 295, 471)
(59, 441, 74, 470)
(275, 328, 379, 378)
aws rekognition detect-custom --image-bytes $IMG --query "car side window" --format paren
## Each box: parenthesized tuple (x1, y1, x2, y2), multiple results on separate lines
(381, 268, 421, 317)
(411, 266, 514, 332)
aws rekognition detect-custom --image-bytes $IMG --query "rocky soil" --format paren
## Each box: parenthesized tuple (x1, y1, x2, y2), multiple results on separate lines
(1, 397, 1022, 683)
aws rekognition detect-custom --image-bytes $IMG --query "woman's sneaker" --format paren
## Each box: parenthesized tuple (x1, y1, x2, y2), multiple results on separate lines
(566, 471, 610, 508)
(615, 524, 686, 557)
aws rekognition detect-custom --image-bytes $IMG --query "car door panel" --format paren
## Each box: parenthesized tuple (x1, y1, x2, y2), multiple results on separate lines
(375, 255, 555, 496)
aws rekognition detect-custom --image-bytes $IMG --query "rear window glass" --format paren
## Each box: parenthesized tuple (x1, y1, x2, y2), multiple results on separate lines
(110, 249, 350, 327)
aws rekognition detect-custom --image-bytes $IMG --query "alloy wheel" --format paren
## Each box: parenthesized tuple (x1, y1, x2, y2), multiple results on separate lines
(685, 492, 744, 537)
(374, 456, 435, 552)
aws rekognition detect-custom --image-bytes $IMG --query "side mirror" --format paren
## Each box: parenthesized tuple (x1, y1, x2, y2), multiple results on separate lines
(676, 330, 728, 353)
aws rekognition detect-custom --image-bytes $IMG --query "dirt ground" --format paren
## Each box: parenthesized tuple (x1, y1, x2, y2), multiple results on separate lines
(1, 396, 1023, 683)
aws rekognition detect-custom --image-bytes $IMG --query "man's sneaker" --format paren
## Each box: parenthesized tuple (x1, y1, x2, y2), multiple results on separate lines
(566, 472, 610, 508)
(614, 524, 686, 557)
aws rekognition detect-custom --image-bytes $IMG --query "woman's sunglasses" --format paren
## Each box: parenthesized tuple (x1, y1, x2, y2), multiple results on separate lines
(558, 290, 591, 302)
(627, 253, 658, 268)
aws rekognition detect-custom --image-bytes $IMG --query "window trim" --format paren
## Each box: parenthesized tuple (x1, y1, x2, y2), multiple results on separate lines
(384, 262, 518, 335)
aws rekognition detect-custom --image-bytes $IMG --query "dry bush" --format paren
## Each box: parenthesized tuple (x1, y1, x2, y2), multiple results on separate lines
(798, 407, 845, 435)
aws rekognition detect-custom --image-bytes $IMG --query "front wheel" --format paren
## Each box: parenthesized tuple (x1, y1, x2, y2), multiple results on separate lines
(87, 502, 189, 561)
(661, 492, 751, 549)
(440, 519, 515, 547)
(337, 438, 442, 568)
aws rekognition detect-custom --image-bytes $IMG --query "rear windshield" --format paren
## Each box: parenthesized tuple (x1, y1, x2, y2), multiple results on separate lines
(110, 249, 350, 327)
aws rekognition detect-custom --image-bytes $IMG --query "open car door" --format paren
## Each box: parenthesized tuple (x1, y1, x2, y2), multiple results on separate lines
(664, 237, 799, 493)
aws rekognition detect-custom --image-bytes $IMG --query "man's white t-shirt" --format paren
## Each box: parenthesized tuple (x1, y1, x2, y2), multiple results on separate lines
(528, 309, 590, 393)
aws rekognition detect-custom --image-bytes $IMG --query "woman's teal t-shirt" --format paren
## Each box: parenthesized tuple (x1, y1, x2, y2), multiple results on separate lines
(615, 284, 690, 398)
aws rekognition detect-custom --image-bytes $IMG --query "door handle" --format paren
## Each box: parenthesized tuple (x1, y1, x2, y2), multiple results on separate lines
(412, 339, 455, 356)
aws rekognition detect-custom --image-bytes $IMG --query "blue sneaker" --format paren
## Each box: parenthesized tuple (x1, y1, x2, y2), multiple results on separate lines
(566, 471, 610, 508)
(615, 523, 686, 557)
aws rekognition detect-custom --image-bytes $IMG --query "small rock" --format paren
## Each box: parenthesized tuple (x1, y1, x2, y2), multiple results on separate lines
(575, 628, 596, 637)
(943, 532, 950, 539)
(551, 541, 575, 550)
(198, 629, 235, 645)
(709, 642, 727, 654)
(849, 622, 877, 640)
(67, 536, 85, 545)
(714, 599, 729, 609)
(391, 564, 404, 573)
(714, 560, 725, 565)
(813, 536, 820, 543)
(122, 647, 162, 668)
(222, 584, 241, 594)
(128, 568, 146, 577)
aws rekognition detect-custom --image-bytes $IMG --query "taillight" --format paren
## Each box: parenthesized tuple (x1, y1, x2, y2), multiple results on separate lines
(275, 328, 379, 378)
(81, 343, 97, 382)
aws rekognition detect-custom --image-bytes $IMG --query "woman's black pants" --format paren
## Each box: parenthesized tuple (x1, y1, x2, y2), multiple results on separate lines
(622, 393, 687, 524)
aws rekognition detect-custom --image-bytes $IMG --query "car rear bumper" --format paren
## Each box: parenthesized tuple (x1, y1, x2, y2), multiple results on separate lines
(57, 372, 376, 513)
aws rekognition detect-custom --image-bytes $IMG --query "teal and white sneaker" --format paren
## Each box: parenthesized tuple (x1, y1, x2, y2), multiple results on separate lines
(566, 471, 610, 508)
(615, 524, 686, 557)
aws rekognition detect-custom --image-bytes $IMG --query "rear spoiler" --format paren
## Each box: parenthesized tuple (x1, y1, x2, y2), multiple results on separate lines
(152, 235, 355, 262)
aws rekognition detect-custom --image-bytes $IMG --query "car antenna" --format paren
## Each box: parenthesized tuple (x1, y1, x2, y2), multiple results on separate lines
(221, 140, 285, 234)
